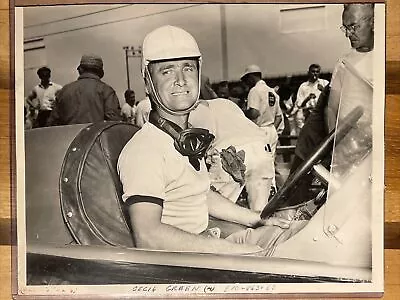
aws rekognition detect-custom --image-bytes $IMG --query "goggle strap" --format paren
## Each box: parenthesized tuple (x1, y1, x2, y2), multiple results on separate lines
(149, 111, 182, 140)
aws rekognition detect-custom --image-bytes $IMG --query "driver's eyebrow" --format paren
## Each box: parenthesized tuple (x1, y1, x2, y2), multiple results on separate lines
(157, 63, 175, 72)
(183, 61, 197, 69)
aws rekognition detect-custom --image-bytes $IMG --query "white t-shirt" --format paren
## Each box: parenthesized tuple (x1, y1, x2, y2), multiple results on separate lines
(118, 122, 210, 234)
(121, 103, 136, 124)
(28, 82, 63, 111)
(247, 80, 282, 128)
(296, 78, 329, 109)
(327, 49, 373, 132)
(189, 99, 268, 150)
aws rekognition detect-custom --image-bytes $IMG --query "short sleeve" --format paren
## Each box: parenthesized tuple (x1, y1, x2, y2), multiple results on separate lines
(247, 87, 261, 111)
(296, 83, 307, 107)
(118, 139, 166, 202)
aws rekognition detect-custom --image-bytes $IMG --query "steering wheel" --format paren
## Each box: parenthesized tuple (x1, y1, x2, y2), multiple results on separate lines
(260, 106, 364, 219)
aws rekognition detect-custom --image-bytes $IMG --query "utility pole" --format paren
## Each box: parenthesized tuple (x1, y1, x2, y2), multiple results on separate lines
(123, 45, 142, 91)
(220, 4, 228, 80)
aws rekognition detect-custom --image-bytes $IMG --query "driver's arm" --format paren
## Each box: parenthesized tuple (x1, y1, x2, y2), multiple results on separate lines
(207, 190, 290, 229)
(127, 198, 265, 255)
(207, 190, 260, 227)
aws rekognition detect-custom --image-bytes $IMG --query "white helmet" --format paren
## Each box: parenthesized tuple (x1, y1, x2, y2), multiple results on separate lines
(241, 64, 262, 80)
(141, 25, 202, 115)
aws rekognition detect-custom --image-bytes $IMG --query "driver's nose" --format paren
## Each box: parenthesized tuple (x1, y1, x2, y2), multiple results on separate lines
(175, 70, 186, 87)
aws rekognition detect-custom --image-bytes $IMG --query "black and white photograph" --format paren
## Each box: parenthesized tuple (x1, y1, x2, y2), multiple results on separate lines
(15, 2, 385, 297)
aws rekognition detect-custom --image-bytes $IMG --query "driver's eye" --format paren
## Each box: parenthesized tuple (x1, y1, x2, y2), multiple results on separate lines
(161, 69, 173, 76)
(183, 65, 195, 72)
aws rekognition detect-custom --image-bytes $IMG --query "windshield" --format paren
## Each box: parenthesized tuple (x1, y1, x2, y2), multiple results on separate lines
(327, 57, 373, 196)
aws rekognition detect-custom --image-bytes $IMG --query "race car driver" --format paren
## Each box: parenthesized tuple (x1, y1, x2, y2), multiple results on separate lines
(117, 25, 295, 255)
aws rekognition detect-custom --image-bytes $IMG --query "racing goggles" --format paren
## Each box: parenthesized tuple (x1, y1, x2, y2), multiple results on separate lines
(174, 127, 215, 159)
(149, 111, 215, 169)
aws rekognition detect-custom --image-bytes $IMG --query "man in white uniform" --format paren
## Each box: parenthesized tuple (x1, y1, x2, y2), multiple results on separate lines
(118, 26, 289, 255)
(241, 65, 283, 157)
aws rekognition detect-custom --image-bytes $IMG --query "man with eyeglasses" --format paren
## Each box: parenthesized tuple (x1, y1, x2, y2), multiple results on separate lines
(288, 3, 374, 201)
(326, 3, 374, 132)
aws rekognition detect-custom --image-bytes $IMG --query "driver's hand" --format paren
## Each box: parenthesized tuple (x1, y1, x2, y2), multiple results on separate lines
(257, 217, 290, 229)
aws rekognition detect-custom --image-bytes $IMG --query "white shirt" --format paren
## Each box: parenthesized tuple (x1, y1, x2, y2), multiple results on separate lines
(327, 49, 373, 132)
(118, 122, 210, 234)
(28, 82, 62, 111)
(190, 99, 268, 150)
(121, 103, 136, 124)
(296, 78, 329, 110)
(247, 80, 282, 128)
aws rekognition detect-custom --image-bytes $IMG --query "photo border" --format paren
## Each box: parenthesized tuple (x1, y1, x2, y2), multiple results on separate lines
(12, 1, 385, 298)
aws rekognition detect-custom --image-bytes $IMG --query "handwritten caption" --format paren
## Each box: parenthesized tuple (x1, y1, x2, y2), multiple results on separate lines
(130, 284, 276, 294)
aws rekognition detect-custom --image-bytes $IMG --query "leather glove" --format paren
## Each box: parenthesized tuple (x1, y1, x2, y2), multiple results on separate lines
(220, 146, 246, 185)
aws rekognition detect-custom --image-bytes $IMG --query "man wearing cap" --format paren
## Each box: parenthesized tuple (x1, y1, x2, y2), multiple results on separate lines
(241, 65, 283, 158)
(118, 26, 298, 255)
(48, 54, 122, 126)
(25, 66, 62, 128)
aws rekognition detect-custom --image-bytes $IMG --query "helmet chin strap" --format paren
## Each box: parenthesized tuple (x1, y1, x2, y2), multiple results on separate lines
(144, 59, 202, 116)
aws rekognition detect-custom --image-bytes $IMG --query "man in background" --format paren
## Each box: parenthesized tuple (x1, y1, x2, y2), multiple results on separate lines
(326, 3, 374, 131)
(241, 65, 283, 158)
(290, 3, 374, 175)
(292, 64, 329, 134)
(121, 89, 137, 124)
(216, 81, 241, 106)
(25, 66, 62, 128)
(48, 54, 122, 126)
